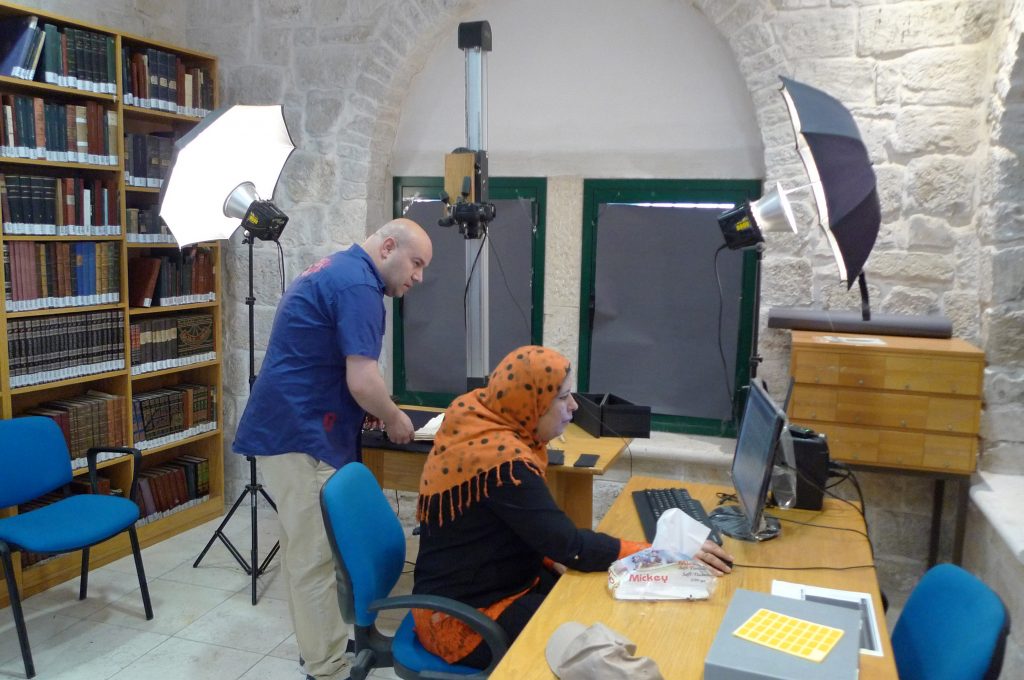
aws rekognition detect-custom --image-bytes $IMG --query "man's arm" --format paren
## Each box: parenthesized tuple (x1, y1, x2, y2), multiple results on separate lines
(345, 355, 415, 443)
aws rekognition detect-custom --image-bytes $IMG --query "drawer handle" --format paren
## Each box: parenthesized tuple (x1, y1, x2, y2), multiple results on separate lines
(900, 419, 907, 427)
(811, 412, 817, 418)
(947, 425, 954, 431)
(905, 383, 912, 390)
(858, 379, 864, 385)
(814, 377, 820, 383)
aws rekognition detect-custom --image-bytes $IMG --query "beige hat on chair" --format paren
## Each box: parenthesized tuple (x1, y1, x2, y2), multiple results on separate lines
(545, 621, 665, 680)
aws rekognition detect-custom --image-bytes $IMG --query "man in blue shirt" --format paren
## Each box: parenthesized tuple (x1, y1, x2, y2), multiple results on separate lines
(234, 218, 432, 680)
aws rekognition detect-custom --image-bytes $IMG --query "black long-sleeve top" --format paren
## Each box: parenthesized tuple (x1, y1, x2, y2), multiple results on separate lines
(413, 460, 620, 608)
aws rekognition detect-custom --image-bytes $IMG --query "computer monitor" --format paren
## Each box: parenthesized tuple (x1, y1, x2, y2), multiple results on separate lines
(710, 381, 787, 541)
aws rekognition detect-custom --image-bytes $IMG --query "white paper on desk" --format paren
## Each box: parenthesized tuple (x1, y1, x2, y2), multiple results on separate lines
(607, 510, 716, 601)
(771, 580, 883, 656)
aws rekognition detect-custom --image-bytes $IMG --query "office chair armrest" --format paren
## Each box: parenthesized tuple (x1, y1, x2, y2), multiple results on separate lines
(86, 446, 142, 498)
(369, 594, 510, 679)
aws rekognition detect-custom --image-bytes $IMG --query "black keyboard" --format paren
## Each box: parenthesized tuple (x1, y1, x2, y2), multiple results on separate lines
(632, 488, 723, 545)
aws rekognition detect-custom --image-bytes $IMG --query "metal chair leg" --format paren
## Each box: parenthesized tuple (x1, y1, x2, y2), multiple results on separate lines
(128, 527, 154, 620)
(79, 547, 90, 600)
(2, 545, 35, 678)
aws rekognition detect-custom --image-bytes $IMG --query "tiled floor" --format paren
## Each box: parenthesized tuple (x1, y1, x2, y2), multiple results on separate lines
(0, 509, 412, 679)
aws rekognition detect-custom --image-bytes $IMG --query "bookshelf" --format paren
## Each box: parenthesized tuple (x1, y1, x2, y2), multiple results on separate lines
(0, 1, 221, 606)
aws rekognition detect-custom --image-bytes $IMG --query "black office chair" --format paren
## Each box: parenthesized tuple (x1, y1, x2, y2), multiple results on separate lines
(320, 462, 508, 679)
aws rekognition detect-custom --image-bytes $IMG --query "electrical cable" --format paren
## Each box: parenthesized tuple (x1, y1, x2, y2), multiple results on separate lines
(712, 243, 734, 409)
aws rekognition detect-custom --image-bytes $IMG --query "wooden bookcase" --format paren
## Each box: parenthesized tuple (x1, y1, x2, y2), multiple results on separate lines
(0, 1, 222, 605)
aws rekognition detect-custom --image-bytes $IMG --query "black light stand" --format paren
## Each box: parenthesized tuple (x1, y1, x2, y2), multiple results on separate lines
(193, 230, 281, 605)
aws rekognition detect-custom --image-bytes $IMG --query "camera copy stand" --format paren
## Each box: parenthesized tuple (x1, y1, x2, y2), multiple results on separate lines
(193, 230, 280, 605)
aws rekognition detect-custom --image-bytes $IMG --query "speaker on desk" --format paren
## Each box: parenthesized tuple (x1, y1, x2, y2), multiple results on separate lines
(789, 426, 830, 510)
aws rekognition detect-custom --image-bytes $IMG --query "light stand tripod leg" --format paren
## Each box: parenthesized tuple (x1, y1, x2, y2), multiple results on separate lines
(193, 233, 280, 605)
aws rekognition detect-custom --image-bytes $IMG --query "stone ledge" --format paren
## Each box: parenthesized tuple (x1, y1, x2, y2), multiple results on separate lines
(602, 431, 734, 483)
(970, 471, 1024, 564)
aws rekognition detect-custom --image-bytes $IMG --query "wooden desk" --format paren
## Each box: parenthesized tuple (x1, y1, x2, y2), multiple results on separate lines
(491, 476, 897, 679)
(361, 407, 628, 528)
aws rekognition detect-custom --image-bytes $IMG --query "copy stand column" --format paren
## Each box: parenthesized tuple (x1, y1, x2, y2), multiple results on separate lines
(193, 232, 280, 605)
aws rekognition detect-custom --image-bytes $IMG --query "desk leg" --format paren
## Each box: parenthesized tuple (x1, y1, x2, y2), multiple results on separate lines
(952, 477, 969, 566)
(546, 473, 594, 529)
(928, 478, 944, 568)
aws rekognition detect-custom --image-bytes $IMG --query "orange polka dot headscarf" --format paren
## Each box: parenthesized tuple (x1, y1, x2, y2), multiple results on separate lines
(416, 346, 570, 526)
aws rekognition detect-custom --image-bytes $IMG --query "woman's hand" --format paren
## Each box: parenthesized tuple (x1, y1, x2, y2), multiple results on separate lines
(694, 539, 734, 576)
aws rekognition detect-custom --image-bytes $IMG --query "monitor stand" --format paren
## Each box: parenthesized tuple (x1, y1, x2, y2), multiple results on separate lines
(709, 505, 781, 542)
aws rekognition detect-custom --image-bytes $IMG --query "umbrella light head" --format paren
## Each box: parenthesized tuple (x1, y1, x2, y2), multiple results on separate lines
(717, 183, 799, 251)
(224, 182, 289, 242)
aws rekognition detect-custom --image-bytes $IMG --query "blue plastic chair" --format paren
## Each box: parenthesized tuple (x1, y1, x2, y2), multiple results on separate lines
(891, 563, 1009, 680)
(320, 462, 508, 679)
(0, 416, 153, 679)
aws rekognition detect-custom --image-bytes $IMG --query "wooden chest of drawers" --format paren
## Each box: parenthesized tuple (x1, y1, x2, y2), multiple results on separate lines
(787, 331, 985, 473)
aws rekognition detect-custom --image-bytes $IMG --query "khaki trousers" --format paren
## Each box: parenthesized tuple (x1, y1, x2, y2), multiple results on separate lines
(262, 452, 351, 679)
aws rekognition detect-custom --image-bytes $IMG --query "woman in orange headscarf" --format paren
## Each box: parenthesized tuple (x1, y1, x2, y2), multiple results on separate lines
(411, 346, 732, 668)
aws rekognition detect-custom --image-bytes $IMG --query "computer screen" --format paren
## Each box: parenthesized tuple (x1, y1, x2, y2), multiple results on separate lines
(710, 380, 787, 541)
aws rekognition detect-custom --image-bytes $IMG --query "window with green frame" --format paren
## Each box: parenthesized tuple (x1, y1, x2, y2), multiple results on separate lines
(392, 177, 546, 406)
(578, 179, 762, 437)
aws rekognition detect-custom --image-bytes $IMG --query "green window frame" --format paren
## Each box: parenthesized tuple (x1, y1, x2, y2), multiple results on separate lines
(578, 178, 762, 436)
(391, 176, 547, 406)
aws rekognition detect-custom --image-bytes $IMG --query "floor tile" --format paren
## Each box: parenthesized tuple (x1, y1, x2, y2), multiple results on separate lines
(267, 632, 300, 662)
(20, 568, 144, 620)
(174, 590, 293, 654)
(0, 618, 167, 680)
(0, 608, 79, 668)
(236, 654, 303, 679)
(157, 556, 253, 592)
(86, 579, 233, 636)
(106, 636, 262, 680)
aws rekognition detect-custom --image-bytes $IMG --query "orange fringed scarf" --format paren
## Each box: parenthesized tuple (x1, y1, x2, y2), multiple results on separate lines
(416, 345, 570, 527)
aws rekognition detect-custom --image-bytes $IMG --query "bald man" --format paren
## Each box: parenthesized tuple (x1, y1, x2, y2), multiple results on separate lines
(234, 218, 432, 680)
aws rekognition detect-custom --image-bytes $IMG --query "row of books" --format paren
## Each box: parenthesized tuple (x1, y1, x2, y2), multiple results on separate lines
(0, 16, 116, 94)
(122, 46, 213, 117)
(22, 389, 127, 461)
(124, 132, 172, 188)
(0, 15, 45, 82)
(125, 207, 174, 243)
(132, 382, 216, 450)
(127, 249, 215, 308)
(0, 173, 121, 236)
(37, 23, 117, 94)
(133, 454, 211, 523)
(7, 309, 125, 387)
(1, 94, 118, 165)
(129, 313, 215, 375)
(3, 240, 120, 311)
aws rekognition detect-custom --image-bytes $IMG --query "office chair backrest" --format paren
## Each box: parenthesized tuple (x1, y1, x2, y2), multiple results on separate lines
(320, 462, 407, 628)
(0, 416, 73, 507)
(891, 563, 1009, 680)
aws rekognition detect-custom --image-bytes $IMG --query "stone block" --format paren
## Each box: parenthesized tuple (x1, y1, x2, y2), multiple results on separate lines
(905, 155, 975, 219)
(281, 151, 339, 203)
(978, 200, 1024, 246)
(942, 290, 981, 343)
(869, 250, 956, 284)
(857, 2, 996, 56)
(979, 442, 1024, 474)
(255, 26, 293, 65)
(901, 214, 954, 250)
(872, 165, 905, 223)
(762, 257, 813, 306)
(221, 65, 287, 105)
(981, 405, 1024, 443)
(983, 305, 1024, 365)
(732, 23, 776, 59)
(293, 44, 362, 89)
(773, 9, 856, 59)
(304, 90, 345, 137)
(985, 366, 1024, 407)
(882, 286, 939, 315)
(891, 107, 982, 156)
(897, 45, 988, 106)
